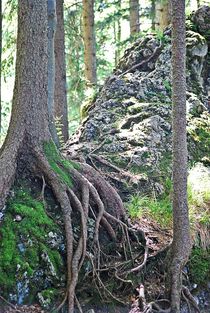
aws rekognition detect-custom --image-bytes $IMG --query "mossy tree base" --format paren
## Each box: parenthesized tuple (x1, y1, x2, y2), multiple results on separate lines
(0, 140, 129, 313)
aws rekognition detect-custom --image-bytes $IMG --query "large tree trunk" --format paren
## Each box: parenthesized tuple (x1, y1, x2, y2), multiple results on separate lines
(0, 0, 50, 207)
(54, 0, 69, 143)
(82, 0, 97, 87)
(155, 0, 171, 31)
(167, 0, 191, 312)
(129, 0, 140, 35)
(0, 3, 125, 313)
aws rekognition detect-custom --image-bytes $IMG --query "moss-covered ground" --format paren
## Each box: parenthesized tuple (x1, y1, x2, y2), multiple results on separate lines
(0, 187, 64, 305)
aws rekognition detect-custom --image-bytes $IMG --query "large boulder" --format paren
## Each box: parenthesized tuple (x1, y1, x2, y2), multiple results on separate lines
(66, 6, 210, 198)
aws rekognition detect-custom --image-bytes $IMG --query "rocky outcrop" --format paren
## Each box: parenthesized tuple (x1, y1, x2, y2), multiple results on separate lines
(66, 6, 210, 199)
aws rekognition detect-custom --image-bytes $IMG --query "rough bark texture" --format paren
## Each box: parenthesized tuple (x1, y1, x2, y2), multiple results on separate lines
(169, 0, 191, 312)
(129, 0, 140, 35)
(156, 0, 171, 31)
(0, 0, 50, 208)
(47, 0, 59, 147)
(54, 0, 69, 143)
(82, 0, 97, 86)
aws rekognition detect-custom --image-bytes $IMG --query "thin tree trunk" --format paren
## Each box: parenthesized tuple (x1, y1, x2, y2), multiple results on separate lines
(47, 0, 59, 147)
(156, 0, 171, 31)
(82, 0, 97, 87)
(197, 0, 200, 7)
(168, 0, 191, 312)
(114, 0, 121, 66)
(129, 0, 140, 35)
(151, 0, 156, 30)
(0, 0, 2, 135)
(54, 0, 69, 143)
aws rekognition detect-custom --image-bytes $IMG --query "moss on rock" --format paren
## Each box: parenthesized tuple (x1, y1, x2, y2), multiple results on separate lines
(0, 187, 64, 305)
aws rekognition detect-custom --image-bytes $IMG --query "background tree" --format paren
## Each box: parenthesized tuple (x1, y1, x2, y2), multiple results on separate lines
(54, 0, 69, 143)
(129, 0, 140, 35)
(155, 0, 171, 31)
(167, 0, 191, 312)
(151, 0, 156, 30)
(82, 0, 97, 87)
(47, 0, 59, 147)
(114, 0, 122, 66)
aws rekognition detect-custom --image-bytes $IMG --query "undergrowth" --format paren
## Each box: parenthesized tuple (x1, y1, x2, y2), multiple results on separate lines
(127, 164, 210, 229)
(188, 247, 210, 286)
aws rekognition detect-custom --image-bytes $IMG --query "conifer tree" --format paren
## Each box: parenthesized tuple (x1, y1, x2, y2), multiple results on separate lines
(167, 0, 191, 312)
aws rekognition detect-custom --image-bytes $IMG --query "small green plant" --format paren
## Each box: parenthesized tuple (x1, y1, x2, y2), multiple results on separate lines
(127, 193, 172, 227)
(188, 247, 210, 285)
(163, 79, 172, 93)
(54, 116, 65, 148)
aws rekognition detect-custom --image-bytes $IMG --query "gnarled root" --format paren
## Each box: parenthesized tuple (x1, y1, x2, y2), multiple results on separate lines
(34, 149, 129, 313)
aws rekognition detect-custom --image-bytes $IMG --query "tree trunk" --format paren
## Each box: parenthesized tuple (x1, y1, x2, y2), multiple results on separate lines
(151, 0, 156, 30)
(129, 0, 140, 35)
(54, 0, 69, 143)
(0, 0, 2, 135)
(0, 0, 50, 208)
(82, 0, 97, 87)
(155, 0, 171, 31)
(0, 3, 125, 313)
(47, 0, 59, 147)
(114, 0, 121, 66)
(167, 0, 191, 312)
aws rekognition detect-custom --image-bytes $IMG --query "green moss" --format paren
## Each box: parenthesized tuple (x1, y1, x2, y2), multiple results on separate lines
(0, 188, 64, 300)
(188, 248, 210, 285)
(43, 141, 79, 187)
(38, 288, 60, 310)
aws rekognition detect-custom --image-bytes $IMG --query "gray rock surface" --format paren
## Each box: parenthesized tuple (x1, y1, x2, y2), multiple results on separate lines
(66, 8, 210, 199)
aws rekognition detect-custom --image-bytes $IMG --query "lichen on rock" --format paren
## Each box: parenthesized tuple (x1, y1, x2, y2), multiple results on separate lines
(66, 8, 210, 200)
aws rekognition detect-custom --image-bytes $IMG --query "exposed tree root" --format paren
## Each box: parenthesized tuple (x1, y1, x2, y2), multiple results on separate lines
(0, 146, 201, 313)
(32, 148, 134, 312)
(182, 286, 201, 313)
(0, 295, 22, 313)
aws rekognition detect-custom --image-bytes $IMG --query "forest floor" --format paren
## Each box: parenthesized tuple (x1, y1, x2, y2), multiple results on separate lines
(0, 217, 173, 313)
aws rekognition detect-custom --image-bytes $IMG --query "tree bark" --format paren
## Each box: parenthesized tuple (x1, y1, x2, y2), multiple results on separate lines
(129, 0, 140, 35)
(151, 0, 156, 30)
(167, 1, 191, 312)
(114, 0, 121, 66)
(82, 0, 97, 87)
(0, 0, 2, 135)
(54, 0, 69, 143)
(155, 0, 171, 31)
(0, 0, 50, 207)
(47, 0, 59, 147)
